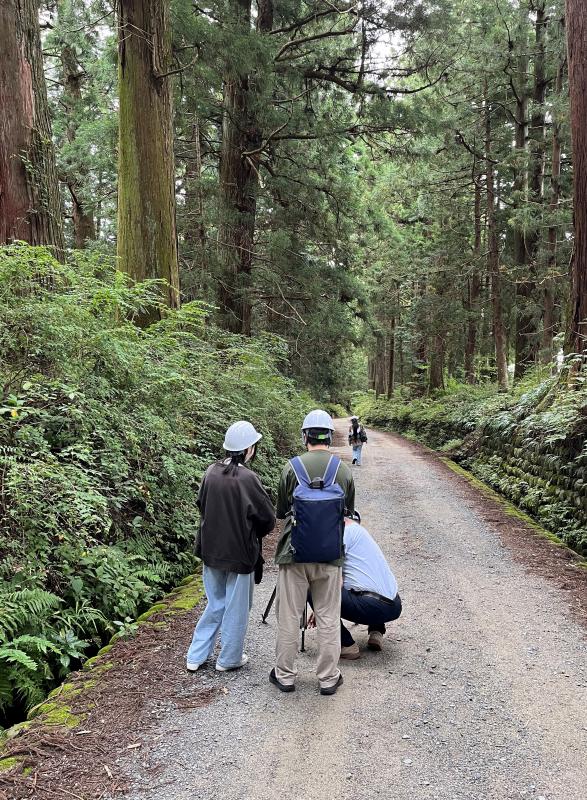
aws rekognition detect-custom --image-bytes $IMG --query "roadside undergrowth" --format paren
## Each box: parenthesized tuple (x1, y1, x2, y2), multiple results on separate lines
(0, 572, 204, 785)
(355, 375, 587, 556)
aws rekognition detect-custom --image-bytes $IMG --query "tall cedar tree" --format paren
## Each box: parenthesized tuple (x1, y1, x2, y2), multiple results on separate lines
(59, 3, 96, 248)
(566, 0, 587, 356)
(117, 0, 180, 319)
(217, 0, 257, 335)
(0, 0, 64, 253)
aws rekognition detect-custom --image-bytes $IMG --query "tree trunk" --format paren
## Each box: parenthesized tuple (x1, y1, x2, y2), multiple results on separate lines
(512, 5, 532, 380)
(117, 0, 179, 320)
(566, 0, 587, 357)
(465, 179, 482, 383)
(542, 48, 564, 364)
(515, 1, 547, 377)
(428, 331, 445, 392)
(386, 318, 396, 399)
(217, 0, 268, 336)
(486, 87, 509, 391)
(183, 114, 208, 301)
(368, 356, 376, 391)
(0, 0, 64, 254)
(61, 38, 96, 248)
(257, 0, 273, 31)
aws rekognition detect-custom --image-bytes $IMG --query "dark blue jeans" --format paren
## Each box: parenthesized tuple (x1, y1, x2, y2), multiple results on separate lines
(340, 588, 402, 647)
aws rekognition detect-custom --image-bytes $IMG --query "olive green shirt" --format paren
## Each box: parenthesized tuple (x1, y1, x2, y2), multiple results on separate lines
(275, 450, 355, 566)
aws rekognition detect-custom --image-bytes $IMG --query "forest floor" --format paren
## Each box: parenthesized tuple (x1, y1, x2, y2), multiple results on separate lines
(2, 422, 587, 800)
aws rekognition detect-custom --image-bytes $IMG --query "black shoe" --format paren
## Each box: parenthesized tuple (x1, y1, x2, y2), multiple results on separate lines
(320, 673, 344, 696)
(352, 458, 357, 465)
(269, 668, 295, 693)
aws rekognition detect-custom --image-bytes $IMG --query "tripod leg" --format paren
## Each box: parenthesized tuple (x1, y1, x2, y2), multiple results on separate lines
(300, 603, 307, 652)
(262, 585, 277, 623)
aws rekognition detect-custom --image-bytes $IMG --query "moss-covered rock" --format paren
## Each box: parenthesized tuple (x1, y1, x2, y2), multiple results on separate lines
(136, 604, 167, 623)
(27, 699, 83, 728)
(0, 756, 24, 773)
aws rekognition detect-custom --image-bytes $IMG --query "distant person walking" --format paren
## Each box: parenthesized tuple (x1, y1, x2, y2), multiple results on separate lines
(348, 415, 367, 465)
(186, 421, 275, 673)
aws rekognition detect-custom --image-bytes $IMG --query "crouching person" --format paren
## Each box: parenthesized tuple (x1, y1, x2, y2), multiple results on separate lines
(339, 514, 402, 659)
(186, 421, 275, 673)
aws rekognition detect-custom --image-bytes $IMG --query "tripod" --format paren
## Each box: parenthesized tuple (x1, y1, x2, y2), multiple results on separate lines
(261, 585, 308, 652)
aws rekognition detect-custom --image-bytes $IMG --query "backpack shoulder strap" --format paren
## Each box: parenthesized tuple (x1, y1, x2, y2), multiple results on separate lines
(290, 456, 311, 487)
(322, 455, 341, 488)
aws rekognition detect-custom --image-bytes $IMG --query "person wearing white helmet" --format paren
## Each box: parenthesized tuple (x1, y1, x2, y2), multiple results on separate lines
(269, 409, 355, 696)
(186, 421, 275, 673)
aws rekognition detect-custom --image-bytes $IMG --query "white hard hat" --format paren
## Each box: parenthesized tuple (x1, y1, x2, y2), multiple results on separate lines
(301, 409, 335, 431)
(350, 415, 358, 421)
(223, 421, 262, 452)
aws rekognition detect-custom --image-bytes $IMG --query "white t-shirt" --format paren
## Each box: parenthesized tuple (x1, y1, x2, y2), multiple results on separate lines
(342, 522, 398, 600)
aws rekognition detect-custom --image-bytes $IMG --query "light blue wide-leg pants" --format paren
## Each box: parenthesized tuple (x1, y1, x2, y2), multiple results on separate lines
(352, 444, 363, 465)
(186, 566, 254, 669)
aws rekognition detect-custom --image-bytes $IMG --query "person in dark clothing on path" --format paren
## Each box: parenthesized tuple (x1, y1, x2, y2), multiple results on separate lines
(348, 415, 367, 465)
(186, 421, 275, 673)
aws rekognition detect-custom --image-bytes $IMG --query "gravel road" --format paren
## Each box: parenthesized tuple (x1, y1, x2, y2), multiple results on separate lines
(121, 424, 587, 800)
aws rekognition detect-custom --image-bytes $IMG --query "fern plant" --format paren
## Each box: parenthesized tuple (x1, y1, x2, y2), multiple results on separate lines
(0, 244, 312, 721)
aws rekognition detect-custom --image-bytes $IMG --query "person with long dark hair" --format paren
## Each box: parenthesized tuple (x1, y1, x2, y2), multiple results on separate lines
(186, 421, 275, 673)
(348, 415, 367, 465)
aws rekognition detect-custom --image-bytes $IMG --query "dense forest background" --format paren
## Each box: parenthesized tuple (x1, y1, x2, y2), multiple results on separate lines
(3, 0, 586, 399)
(1, 0, 587, 725)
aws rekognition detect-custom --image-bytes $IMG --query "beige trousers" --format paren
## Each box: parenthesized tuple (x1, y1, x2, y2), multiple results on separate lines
(274, 563, 341, 689)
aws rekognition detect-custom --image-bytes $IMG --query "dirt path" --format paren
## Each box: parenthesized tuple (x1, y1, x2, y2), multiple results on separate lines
(108, 423, 587, 800)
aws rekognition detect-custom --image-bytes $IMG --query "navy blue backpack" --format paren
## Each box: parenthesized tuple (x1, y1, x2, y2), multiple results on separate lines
(289, 455, 345, 563)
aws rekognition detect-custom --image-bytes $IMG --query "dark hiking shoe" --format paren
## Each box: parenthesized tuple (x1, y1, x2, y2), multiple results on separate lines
(320, 673, 344, 696)
(269, 668, 295, 693)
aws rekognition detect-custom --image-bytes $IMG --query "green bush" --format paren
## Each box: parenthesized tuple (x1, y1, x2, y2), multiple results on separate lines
(323, 402, 349, 419)
(0, 244, 312, 721)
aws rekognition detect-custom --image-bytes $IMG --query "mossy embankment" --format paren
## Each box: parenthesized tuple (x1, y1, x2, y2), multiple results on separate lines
(355, 375, 587, 556)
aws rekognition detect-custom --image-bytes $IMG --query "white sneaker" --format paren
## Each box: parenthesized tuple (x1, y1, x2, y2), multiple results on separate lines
(186, 661, 203, 672)
(215, 653, 249, 672)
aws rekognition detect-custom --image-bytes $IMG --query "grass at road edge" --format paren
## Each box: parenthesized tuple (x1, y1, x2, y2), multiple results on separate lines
(440, 457, 587, 570)
(0, 572, 205, 776)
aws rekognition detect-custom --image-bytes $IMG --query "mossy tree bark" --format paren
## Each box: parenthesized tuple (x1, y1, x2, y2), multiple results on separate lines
(543, 48, 564, 365)
(511, 4, 532, 381)
(386, 318, 396, 399)
(217, 0, 273, 336)
(60, 36, 96, 248)
(116, 0, 180, 321)
(485, 89, 509, 391)
(565, 0, 587, 358)
(0, 0, 64, 254)
(515, 2, 548, 378)
(465, 177, 482, 384)
(217, 0, 256, 335)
